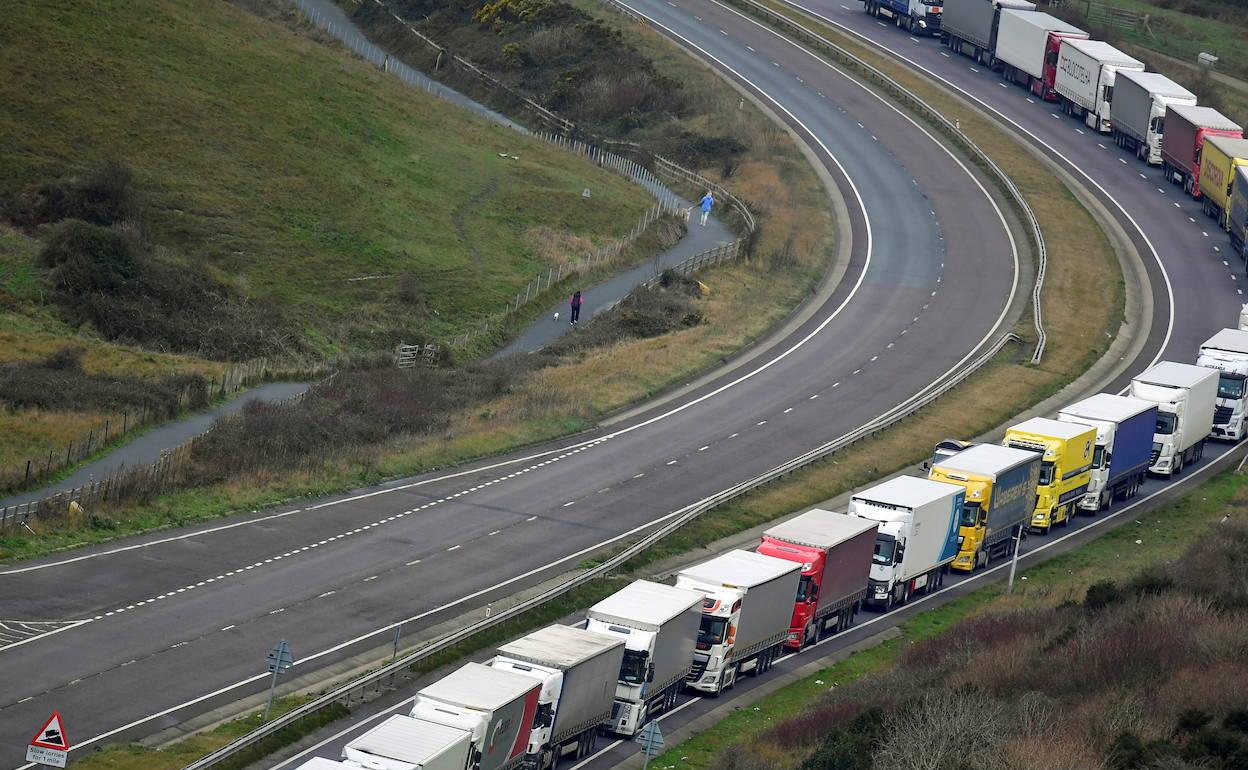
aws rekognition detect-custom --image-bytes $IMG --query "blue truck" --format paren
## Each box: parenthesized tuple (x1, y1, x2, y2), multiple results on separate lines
(1058, 393, 1157, 513)
(862, 0, 944, 36)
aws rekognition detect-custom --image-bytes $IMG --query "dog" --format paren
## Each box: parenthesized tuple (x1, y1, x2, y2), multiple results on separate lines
(553, 311, 560, 322)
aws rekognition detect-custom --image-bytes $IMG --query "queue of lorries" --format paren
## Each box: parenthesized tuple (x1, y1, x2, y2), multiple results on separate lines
(861, 0, 1248, 260)
(291, 318, 1248, 770)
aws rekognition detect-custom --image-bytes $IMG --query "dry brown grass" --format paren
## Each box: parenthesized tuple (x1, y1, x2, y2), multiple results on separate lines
(0, 407, 122, 470)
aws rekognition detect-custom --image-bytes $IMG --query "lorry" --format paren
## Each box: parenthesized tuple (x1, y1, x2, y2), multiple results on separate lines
(1057, 393, 1156, 513)
(863, 0, 945, 36)
(1129, 361, 1218, 476)
(928, 444, 1040, 572)
(993, 10, 1087, 100)
(487, 625, 624, 769)
(674, 549, 800, 696)
(1198, 135, 1248, 227)
(584, 580, 702, 737)
(1232, 166, 1248, 261)
(342, 714, 474, 770)
(1197, 329, 1248, 441)
(1002, 417, 1096, 533)
(846, 476, 962, 610)
(940, 0, 1035, 66)
(1053, 38, 1144, 133)
(756, 508, 877, 648)
(410, 662, 541, 770)
(1160, 104, 1243, 197)
(1110, 70, 1196, 164)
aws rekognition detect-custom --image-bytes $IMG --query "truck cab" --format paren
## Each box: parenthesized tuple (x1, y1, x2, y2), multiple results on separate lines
(1003, 418, 1095, 533)
(1197, 329, 1248, 441)
(929, 445, 1040, 572)
(864, 0, 943, 36)
(688, 586, 743, 693)
(755, 537, 824, 648)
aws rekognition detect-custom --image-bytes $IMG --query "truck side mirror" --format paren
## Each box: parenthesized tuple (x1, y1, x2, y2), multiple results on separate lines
(647, 662, 656, 683)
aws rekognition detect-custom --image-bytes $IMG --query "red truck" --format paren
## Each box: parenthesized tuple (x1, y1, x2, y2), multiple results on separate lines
(1160, 104, 1243, 199)
(756, 508, 877, 650)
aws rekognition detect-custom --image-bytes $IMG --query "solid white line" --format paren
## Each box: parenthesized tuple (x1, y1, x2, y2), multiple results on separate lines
(774, 0, 1176, 367)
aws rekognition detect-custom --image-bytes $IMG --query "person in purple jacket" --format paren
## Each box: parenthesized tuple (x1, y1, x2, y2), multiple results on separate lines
(569, 290, 583, 325)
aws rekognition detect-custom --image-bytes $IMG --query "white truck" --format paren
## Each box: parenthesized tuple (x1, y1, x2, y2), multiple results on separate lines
(1054, 38, 1144, 133)
(993, 10, 1087, 97)
(1058, 393, 1157, 512)
(410, 662, 541, 770)
(1197, 329, 1248, 441)
(585, 580, 702, 737)
(342, 714, 474, 770)
(1110, 70, 1197, 164)
(1129, 362, 1218, 476)
(488, 625, 624, 770)
(847, 476, 963, 610)
(675, 549, 800, 696)
(296, 761, 356, 770)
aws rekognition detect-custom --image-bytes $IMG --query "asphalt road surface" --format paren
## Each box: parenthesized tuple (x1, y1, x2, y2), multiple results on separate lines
(0, 2, 1024, 764)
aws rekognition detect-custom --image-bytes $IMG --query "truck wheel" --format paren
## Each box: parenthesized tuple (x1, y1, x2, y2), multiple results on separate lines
(1196, 440, 1205, 461)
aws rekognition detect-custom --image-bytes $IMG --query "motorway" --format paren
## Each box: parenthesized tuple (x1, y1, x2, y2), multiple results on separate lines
(255, 1, 1248, 767)
(0, 1, 1024, 764)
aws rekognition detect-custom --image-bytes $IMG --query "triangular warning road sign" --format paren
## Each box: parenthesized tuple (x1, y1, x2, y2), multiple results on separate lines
(30, 712, 70, 750)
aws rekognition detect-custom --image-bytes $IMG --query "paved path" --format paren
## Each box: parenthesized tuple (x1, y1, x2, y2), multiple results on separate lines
(0, 382, 309, 509)
(495, 210, 734, 357)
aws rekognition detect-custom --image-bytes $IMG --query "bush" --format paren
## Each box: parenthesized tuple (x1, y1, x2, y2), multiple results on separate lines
(0, 347, 209, 415)
(40, 220, 143, 296)
(5, 160, 139, 229)
(1084, 579, 1122, 611)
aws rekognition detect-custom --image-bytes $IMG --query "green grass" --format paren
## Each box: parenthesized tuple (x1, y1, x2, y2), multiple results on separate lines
(1078, 0, 1248, 81)
(0, 0, 651, 357)
(650, 466, 1248, 770)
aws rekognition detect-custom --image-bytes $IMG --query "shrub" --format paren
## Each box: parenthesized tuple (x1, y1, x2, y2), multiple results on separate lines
(0, 347, 208, 415)
(1084, 579, 1122, 611)
(40, 220, 142, 296)
(4, 160, 139, 229)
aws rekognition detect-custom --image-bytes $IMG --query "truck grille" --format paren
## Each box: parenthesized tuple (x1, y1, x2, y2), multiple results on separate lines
(1214, 405, 1233, 425)
(687, 660, 707, 681)
(1150, 449, 1160, 466)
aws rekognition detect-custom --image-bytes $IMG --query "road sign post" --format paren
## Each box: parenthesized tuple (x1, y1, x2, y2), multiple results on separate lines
(263, 639, 293, 723)
(26, 712, 70, 768)
(634, 721, 664, 770)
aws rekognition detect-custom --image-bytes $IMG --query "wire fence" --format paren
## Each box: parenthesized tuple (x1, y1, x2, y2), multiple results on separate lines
(0, 383, 315, 531)
(179, 327, 1020, 770)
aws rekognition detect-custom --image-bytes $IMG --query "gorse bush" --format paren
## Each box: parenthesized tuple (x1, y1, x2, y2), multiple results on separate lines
(4, 159, 139, 230)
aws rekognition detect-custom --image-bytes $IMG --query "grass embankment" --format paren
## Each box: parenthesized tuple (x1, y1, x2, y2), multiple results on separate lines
(0, 0, 651, 484)
(652, 467, 1248, 770)
(0, 0, 835, 559)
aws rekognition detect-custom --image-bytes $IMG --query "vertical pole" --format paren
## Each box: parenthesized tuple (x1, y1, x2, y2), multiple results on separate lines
(642, 723, 654, 770)
(24, 460, 31, 486)
(392, 626, 402, 659)
(1007, 528, 1022, 593)
(262, 666, 280, 723)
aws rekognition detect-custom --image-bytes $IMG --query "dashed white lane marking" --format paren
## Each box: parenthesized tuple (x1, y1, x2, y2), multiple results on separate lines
(818, 91, 825, 98)
(756, 420, 768, 426)
(1051, 113, 1061, 119)
(940, 51, 950, 57)
(969, 66, 979, 73)
(699, 445, 710, 451)
(772, 60, 781, 66)
(363, 576, 378, 582)
(998, 82, 1007, 88)
(404, 561, 421, 567)
(447, 545, 462, 551)
(1027, 98, 1035, 103)
(667, 459, 679, 465)
(318, 590, 337, 597)
(747, 45, 755, 51)
(1215, 246, 1221, 253)
(1190, 217, 1197, 222)
(633, 473, 646, 478)
(729, 432, 740, 438)
(840, 3, 850, 7)
(268, 608, 285, 615)
(832, 382, 840, 388)
(488, 530, 501, 536)
(783, 407, 794, 413)
(1075, 128, 1084, 135)
(694, 14, 702, 19)
(1225, 260, 1231, 267)
(1174, 202, 1181, 208)
(1097, 143, 1106, 149)
(220, 625, 236, 632)
(877, 20, 886, 26)
(852, 368, 862, 375)
(870, 355, 878, 362)
(562, 501, 576, 507)
(1203, 232, 1209, 237)
(887, 342, 895, 349)
(910, 36, 920, 42)
(809, 394, 819, 400)
(1119, 158, 1127, 163)
(720, 28, 728, 34)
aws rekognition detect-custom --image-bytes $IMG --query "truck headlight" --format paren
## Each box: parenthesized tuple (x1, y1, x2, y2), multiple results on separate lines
(957, 536, 965, 547)
(787, 632, 800, 641)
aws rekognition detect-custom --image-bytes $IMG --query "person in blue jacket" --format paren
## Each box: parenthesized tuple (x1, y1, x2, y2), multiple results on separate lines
(699, 191, 714, 226)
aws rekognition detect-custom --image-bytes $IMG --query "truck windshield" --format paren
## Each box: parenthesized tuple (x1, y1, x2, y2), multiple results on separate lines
(620, 650, 648, 684)
(1218, 375, 1245, 400)
(1038, 461, 1055, 486)
(1155, 413, 1177, 435)
(697, 617, 728, 649)
(872, 534, 896, 566)
(960, 501, 981, 528)
(796, 575, 813, 602)
(1093, 445, 1106, 468)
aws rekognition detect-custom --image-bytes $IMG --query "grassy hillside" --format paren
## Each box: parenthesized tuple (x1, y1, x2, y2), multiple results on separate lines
(0, 0, 650, 480)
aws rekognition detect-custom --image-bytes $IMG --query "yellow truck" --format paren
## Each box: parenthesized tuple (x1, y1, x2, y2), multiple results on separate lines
(1002, 417, 1096, 534)
(1199, 135, 1248, 231)
(928, 444, 1041, 572)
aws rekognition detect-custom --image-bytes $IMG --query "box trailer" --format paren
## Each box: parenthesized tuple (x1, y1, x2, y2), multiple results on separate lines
(1199, 136, 1248, 228)
(1003, 417, 1097, 533)
(1232, 166, 1248, 260)
(1161, 104, 1243, 197)
(411, 663, 541, 770)
(298, 760, 355, 770)
(1129, 362, 1218, 476)
(941, 0, 1034, 65)
(1058, 393, 1156, 512)
(1053, 38, 1143, 133)
(585, 580, 702, 736)
(343, 715, 474, 770)
(675, 550, 799, 695)
(489, 625, 623, 770)
(847, 476, 962, 610)
(929, 444, 1040, 571)
(994, 10, 1086, 98)
(756, 509, 876, 648)
(1111, 70, 1196, 164)
(1197, 328, 1248, 441)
